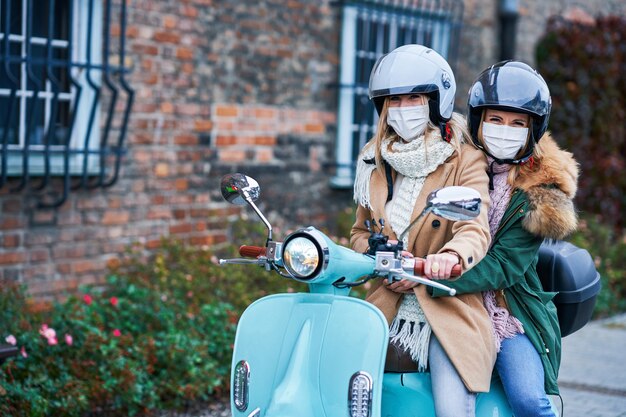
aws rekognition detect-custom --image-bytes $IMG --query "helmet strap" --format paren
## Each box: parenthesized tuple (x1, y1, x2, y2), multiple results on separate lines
(440, 122, 452, 143)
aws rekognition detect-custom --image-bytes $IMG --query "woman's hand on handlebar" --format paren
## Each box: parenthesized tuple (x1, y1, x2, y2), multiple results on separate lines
(424, 252, 460, 280)
(384, 278, 418, 293)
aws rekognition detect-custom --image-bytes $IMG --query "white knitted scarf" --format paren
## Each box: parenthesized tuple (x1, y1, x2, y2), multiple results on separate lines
(353, 132, 455, 370)
(354, 133, 454, 242)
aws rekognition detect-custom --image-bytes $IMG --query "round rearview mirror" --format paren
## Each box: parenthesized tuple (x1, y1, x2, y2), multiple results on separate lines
(220, 173, 260, 206)
(426, 186, 481, 221)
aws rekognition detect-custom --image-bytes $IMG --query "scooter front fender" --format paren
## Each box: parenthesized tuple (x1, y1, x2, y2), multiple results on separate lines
(230, 293, 389, 417)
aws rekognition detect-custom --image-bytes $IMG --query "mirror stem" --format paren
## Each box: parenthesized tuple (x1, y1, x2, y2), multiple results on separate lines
(244, 191, 273, 243)
(397, 209, 429, 244)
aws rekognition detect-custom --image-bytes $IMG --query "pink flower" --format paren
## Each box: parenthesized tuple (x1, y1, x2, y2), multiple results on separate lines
(109, 297, 119, 307)
(83, 294, 93, 305)
(20, 347, 28, 358)
(39, 324, 56, 340)
(39, 324, 58, 345)
(65, 334, 73, 346)
(112, 329, 121, 337)
(5, 335, 17, 346)
(186, 291, 193, 298)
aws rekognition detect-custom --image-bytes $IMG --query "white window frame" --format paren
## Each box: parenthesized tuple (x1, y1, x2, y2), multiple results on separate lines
(331, 4, 453, 188)
(0, 0, 102, 176)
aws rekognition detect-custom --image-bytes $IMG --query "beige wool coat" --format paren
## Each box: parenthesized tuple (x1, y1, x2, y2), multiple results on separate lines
(350, 142, 496, 392)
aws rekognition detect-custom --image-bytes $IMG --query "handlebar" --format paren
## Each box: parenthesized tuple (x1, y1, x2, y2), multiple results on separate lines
(411, 258, 461, 277)
(239, 245, 266, 258)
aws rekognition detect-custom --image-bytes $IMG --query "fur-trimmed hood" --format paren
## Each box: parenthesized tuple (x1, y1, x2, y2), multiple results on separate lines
(513, 133, 579, 240)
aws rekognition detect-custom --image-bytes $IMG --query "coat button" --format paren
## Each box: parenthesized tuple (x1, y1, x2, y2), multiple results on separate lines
(432, 220, 441, 229)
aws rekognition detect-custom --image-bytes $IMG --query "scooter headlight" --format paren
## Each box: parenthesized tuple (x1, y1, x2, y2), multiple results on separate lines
(283, 236, 321, 279)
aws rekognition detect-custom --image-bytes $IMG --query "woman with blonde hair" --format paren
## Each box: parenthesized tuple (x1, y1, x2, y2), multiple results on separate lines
(350, 44, 494, 417)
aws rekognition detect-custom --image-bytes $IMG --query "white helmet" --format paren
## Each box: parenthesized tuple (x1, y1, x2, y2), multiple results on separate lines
(368, 44, 456, 126)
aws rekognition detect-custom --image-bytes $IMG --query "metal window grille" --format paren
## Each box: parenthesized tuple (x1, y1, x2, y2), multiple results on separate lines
(0, 0, 133, 207)
(331, 0, 463, 188)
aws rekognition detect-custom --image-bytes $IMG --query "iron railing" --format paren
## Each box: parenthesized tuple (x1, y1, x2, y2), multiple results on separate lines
(0, 0, 133, 207)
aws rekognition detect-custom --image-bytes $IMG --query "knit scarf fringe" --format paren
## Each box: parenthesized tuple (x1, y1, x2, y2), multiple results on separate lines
(353, 142, 376, 209)
(388, 293, 433, 371)
(483, 290, 525, 352)
(389, 316, 432, 371)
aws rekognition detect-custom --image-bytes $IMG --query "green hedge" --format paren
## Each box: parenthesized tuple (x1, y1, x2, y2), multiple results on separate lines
(568, 215, 626, 317)
(536, 14, 626, 318)
(536, 15, 626, 232)
(0, 235, 308, 416)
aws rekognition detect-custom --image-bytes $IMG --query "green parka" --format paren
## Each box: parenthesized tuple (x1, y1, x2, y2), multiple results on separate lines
(429, 134, 579, 395)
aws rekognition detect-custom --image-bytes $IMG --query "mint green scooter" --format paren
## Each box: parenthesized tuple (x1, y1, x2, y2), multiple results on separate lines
(218, 173, 517, 417)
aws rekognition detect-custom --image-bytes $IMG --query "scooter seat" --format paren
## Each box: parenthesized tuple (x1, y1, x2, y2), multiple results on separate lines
(385, 340, 420, 373)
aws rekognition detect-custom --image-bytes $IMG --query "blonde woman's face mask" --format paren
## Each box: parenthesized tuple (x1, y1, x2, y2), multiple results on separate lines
(387, 104, 429, 142)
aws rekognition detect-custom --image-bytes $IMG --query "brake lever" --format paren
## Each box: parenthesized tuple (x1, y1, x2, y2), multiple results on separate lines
(219, 257, 268, 266)
(389, 270, 457, 296)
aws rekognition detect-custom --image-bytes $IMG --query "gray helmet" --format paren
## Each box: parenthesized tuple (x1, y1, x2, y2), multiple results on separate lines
(368, 44, 456, 126)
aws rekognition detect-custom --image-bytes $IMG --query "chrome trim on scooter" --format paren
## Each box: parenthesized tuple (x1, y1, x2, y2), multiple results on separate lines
(266, 241, 283, 265)
(233, 360, 250, 411)
(348, 371, 373, 417)
(247, 407, 261, 417)
(374, 252, 402, 275)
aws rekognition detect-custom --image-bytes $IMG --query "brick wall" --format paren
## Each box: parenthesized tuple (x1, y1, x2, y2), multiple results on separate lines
(2, 0, 625, 300)
(0, 0, 347, 301)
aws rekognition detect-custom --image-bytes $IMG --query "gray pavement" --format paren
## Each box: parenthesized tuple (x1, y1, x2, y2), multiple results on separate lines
(554, 313, 626, 417)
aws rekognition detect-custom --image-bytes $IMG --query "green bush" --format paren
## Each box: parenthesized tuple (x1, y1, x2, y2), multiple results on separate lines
(535, 15, 626, 318)
(568, 215, 626, 317)
(536, 15, 626, 232)
(1, 274, 234, 416)
(0, 225, 320, 416)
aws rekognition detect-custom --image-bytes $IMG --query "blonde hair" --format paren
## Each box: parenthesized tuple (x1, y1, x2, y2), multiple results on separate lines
(476, 114, 544, 184)
(370, 97, 471, 178)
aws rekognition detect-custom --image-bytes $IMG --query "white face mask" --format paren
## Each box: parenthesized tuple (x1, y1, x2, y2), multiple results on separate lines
(387, 104, 430, 142)
(481, 122, 529, 160)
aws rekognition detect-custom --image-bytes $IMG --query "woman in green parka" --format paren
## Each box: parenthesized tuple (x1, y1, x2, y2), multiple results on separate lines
(427, 61, 579, 416)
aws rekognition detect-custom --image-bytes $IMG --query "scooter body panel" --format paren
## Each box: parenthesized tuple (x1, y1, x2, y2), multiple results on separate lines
(230, 293, 389, 417)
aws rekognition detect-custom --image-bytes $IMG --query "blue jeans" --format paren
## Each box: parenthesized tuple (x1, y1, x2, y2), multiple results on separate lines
(496, 333, 556, 417)
(429, 336, 476, 417)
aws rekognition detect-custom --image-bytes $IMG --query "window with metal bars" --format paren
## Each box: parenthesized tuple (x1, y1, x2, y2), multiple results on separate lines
(331, 0, 463, 188)
(0, 0, 133, 207)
